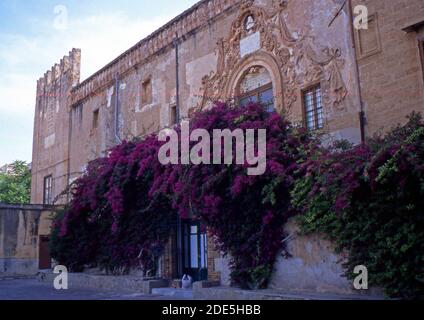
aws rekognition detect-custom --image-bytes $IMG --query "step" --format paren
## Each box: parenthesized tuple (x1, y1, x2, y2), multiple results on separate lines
(170, 279, 182, 288)
(151, 288, 193, 299)
(193, 286, 385, 300)
(36, 270, 169, 294)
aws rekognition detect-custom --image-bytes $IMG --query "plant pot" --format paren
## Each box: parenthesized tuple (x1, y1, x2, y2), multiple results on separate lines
(182, 275, 192, 289)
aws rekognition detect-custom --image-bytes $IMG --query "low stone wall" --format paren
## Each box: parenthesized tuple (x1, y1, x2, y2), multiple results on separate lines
(0, 258, 38, 275)
(38, 271, 169, 294)
(0, 204, 53, 276)
(214, 218, 381, 296)
(269, 219, 353, 294)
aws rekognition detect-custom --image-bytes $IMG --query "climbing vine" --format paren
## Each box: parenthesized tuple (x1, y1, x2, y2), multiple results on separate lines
(50, 101, 423, 298)
(158, 102, 316, 289)
(50, 102, 314, 288)
(292, 113, 424, 298)
(50, 136, 177, 275)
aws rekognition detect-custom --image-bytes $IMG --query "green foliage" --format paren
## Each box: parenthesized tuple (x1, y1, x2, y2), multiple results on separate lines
(292, 113, 424, 299)
(0, 160, 31, 204)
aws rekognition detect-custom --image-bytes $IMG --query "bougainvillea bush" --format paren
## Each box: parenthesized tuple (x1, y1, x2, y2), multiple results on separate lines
(158, 103, 316, 289)
(50, 137, 177, 275)
(51, 99, 422, 296)
(292, 113, 424, 298)
(51, 102, 315, 287)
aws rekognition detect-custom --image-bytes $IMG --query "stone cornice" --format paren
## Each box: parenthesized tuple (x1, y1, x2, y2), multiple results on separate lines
(0, 203, 60, 211)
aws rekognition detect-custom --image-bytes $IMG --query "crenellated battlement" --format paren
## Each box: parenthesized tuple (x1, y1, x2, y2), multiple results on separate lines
(36, 48, 81, 94)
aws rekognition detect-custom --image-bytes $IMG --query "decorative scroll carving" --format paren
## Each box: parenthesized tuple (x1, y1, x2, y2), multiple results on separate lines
(198, 0, 348, 111)
(299, 38, 347, 109)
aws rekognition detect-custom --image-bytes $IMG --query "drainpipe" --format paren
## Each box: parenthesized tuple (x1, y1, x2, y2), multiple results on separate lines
(114, 74, 122, 144)
(173, 34, 181, 123)
(173, 33, 183, 277)
(66, 104, 72, 203)
(347, 0, 366, 143)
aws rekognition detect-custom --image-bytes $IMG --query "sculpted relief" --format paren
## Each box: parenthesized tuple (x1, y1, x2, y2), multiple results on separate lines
(197, 0, 347, 113)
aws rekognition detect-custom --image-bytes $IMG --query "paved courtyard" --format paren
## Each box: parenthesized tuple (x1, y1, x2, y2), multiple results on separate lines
(0, 278, 174, 300)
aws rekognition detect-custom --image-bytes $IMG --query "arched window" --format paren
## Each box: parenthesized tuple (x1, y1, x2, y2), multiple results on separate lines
(238, 66, 274, 112)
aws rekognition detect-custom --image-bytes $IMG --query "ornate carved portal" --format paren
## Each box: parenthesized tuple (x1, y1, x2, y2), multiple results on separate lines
(197, 0, 347, 115)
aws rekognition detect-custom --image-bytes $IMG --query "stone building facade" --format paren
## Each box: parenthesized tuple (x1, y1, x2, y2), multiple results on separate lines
(0, 204, 53, 275)
(30, 0, 423, 290)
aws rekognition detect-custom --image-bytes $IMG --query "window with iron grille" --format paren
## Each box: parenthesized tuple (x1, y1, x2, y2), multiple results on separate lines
(239, 83, 275, 112)
(43, 175, 53, 205)
(303, 85, 323, 131)
(238, 66, 275, 112)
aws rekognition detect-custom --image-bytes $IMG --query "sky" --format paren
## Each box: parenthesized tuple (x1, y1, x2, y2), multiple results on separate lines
(0, 0, 198, 166)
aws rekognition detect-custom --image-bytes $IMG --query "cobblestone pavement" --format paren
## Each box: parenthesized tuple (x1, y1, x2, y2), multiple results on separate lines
(0, 278, 176, 300)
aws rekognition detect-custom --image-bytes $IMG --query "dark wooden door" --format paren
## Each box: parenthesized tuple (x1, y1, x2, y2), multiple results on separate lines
(39, 235, 51, 269)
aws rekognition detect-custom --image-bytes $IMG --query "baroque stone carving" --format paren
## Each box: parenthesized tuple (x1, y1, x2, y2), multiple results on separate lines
(197, 0, 348, 112)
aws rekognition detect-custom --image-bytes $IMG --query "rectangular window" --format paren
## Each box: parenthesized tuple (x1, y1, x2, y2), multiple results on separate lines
(355, 14, 381, 60)
(73, 104, 83, 127)
(141, 78, 152, 106)
(43, 175, 53, 205)
(303, 85, 323, 131)
(169, 104, 177, 126)
(92, 109, 99, 129)
(419, 38, 424, 83)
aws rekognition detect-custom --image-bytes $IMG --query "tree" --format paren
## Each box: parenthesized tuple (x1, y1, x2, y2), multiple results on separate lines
(0, 160, 31, 204)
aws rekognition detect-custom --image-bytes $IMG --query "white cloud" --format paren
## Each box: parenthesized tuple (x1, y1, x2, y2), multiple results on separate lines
(0, 11, 175, 113)
(0, 9, 177, 163)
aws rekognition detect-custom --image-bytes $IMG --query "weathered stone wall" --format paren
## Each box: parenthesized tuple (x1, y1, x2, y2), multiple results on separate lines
(214, 219, 363, 295)
(159, 230, 177, 279)
(31, 49, 81, 204)
(206, 232, 222, 282)
(352, 0, 424, 136)
(0, 205, 53, 276)
(30, 0, 424, 204)
(32, 0, 364, 203)
(268, 219, 353, 294)
(29, 0, 424, 288)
